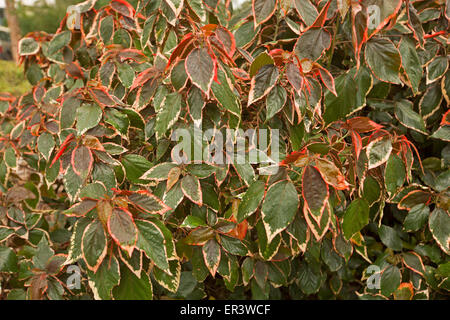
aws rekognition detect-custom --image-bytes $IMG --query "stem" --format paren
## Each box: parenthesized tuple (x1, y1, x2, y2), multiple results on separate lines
(273, 2, 281, 42)
(327, 19, 340, 69)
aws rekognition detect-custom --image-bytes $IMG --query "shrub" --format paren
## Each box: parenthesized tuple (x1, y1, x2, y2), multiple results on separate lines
(0, 0, 449, 300)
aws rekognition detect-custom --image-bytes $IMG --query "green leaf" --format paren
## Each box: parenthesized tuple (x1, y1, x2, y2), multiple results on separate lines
(428, 208, 450, 254)
(420, 83, 443, 120)
(211, 68, 241, 117)
(186, 0, 206, 21)
(185, 163, 217, 178)
(152, 260, 181, 293)
(294, 0, 318, 26)
(404, 204, 429, 232)
(266, 85, 287, 120)
(234, 20, 259, 48)
(367, 137, 392, 169)
(67, 217, 92, 264)
(295, 28, 331, 61)
(0, 247, 18, 273)
(323, 71, 357, 124)
(261, 180, 299, 242)
(379, 225, 403, 251)
(430, 126, 450, 142)
(105, 108, 130, 136)
(365, 38, 401, 84)
(113, 266, 153, 300)
(171, 60, 188, 91)
(121, 154, 151, 184)
(233, 163, 255, 186)
(242, 257, 255, 286)
(63, 199, 97, 217)
(163, 180, 185, 213)
(402, 252, 425, 276)
(87, 255, 120, 300)
(321, 238, 344, 272)
(82, 219, 108, 272)
(141, 162, 178, 181)
(117, 63, 135, 88)
(181, 174, 202, 205)
(252, 0, 277, 26)
(48, 30, 71, 55)
(202, 239, 221, 276)
(237, 180, 265, 223)
(18, 37, 40, 56)
(99, 15, 114, 43)
(63, 166, 83, 202)
(0, 227, 15, 242)
(298, 263, 322, 295)
(92, 163, 116, 196)
(37, 132, 55, 161)
(60, 96, 81, 129)
(4, 147, 17, 168)
(342, 198, 369, 240)
(155, 92, 182, 139)
(219, 235, 248, 256)
(395, 100, 427, 134)
(249, 52, 274, 78)
(181, 215, 207, 228)
(427, 56, 448, 84)
(187, 86, 205, 124)
(76, 104, 102, 136)
(135, 219, 170, 271)
(380, 265, 401, 297)
(363, 175, 381, 206)
(185, 47, 214, 94)
(384, 154, 406, 197)
(399, 37, 422, 94)
(248, 64, 279, 106)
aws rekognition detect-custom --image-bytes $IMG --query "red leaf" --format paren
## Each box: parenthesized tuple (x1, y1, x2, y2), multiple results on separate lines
(110, 0, 135, 18)
(108, 207, 138, 256)
(50, 133, 75, 168)
(166, 33, 194, 71)
(280, 149, 307, 165)
(130, 67, 160, 91)
(309, 0, 332, 29)
(441, 110, 450, 126)
(346, 117, 384, 133)
(302, 165, 329, 224)
(71, 145, 94, 178)
(65, 62, 84, 79)
(127, 190, 171, 215)
(350, 130, 363, 160)
(117, 49, 147, 63)
(286, 62, 304, 92)
(318, 67, 336, 96)
(88, 87, 116, 107)
(215, 26, 236, 57)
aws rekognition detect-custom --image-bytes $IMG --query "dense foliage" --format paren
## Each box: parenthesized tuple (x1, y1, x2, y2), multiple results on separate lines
(0, 0, 449, 300)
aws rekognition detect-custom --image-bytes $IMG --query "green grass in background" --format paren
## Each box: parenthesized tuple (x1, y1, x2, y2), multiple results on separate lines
(0, 60, 31, 96)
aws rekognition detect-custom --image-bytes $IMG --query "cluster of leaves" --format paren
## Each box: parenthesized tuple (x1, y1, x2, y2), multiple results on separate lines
(0, 0, 449, 300)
